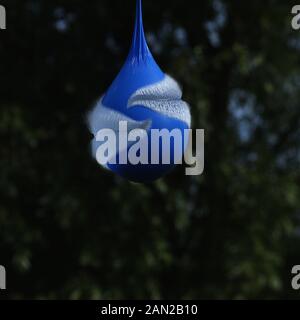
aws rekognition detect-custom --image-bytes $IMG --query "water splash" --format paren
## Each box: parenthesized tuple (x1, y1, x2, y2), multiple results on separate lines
(128, 75, 191, 126)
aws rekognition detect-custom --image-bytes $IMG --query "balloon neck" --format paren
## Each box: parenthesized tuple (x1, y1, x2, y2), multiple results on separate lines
(128, 0, 151, 63)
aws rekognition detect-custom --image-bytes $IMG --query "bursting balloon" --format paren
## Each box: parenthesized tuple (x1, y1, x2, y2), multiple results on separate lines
(88, 0, 191, 183)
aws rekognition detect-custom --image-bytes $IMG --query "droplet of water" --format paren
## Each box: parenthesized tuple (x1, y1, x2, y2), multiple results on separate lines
(88, 0, 191, 183)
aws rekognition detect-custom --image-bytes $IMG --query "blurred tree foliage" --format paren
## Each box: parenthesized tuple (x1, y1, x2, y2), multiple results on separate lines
(0, 0, 300, 299)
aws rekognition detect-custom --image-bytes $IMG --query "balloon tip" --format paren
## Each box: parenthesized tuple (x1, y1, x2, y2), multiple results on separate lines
(129, 0, 151, 62)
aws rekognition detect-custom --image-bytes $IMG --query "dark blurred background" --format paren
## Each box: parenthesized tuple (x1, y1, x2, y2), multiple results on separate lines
(0, 0, 300, 299)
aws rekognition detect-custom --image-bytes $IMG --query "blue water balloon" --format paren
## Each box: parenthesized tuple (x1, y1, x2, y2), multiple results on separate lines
(88, 0, 191, 183)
